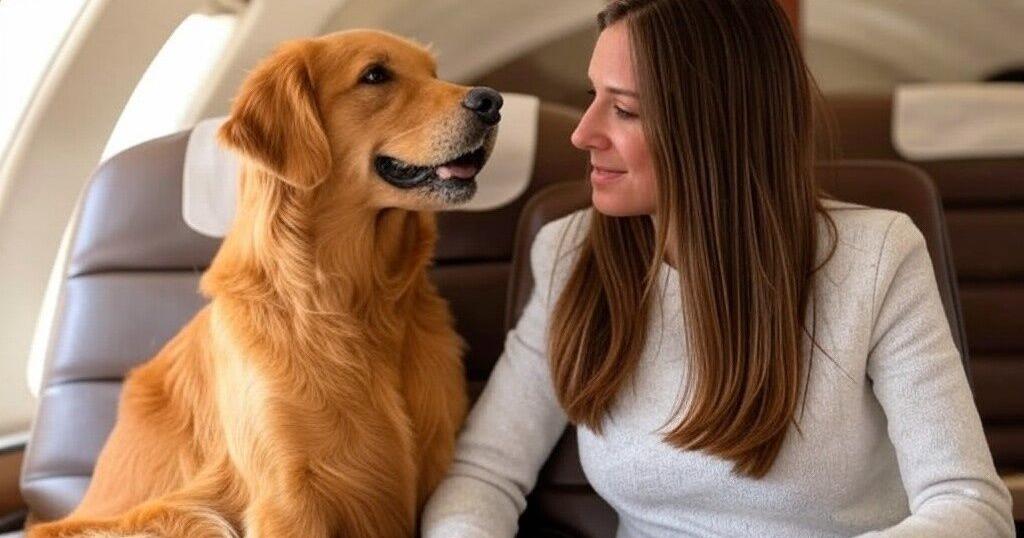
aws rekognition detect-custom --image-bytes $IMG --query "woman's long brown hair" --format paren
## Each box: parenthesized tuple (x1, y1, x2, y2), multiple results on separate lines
(547, 0, 839, 478)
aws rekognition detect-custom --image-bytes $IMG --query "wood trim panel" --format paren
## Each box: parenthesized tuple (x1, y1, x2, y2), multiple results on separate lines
(0, 449, 24, 515)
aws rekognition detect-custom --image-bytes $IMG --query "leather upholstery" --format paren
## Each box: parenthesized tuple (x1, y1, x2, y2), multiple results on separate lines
(507, 161, 969, 538)
(824, 94, 1024, 203)
(826, 94, 1024, 473)
(23, 130, 220, 520)
(20, 101, 589, 523)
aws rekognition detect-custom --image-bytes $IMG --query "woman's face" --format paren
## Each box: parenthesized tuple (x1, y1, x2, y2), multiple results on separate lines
(571, 22, 657, 217)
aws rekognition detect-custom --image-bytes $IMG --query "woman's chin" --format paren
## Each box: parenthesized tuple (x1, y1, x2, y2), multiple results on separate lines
(591, 191, 650, 217)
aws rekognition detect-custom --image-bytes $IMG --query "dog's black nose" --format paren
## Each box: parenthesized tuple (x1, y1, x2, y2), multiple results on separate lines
(462, 87, 503, 126)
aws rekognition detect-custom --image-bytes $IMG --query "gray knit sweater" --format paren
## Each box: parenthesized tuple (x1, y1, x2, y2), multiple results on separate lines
(421, 201, 1015, 537)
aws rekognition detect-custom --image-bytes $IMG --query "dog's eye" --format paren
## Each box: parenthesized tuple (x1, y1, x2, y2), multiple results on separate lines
(359, 65, 392, 85)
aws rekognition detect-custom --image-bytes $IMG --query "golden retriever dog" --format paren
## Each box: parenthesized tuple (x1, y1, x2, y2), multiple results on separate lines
(28, 29, 501, 537)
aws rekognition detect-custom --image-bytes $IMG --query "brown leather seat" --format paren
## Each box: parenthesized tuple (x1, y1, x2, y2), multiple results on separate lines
(506, 161, 970, 538)
(825, 94, 1024, 477)
(15, 99, 588, 528)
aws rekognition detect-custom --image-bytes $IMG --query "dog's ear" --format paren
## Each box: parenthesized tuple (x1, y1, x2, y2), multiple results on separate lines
(218, 41, 331, 190)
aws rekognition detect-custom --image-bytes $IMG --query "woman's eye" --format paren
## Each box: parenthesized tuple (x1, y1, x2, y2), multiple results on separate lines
(587, 89, 636, 118)
(614, 106, 637, 119)
(360, 65, 392, 85)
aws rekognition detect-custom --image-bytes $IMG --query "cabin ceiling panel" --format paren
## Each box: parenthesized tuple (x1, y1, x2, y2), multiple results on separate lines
(325, 0, 605, 82)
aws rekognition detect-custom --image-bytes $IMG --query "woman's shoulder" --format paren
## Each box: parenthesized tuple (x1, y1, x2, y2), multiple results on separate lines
(534, 207, 592, 245)
(530, 208, 592, 279)
(528, 201, 927, 280)
(532, 208, 592, 258)
(814, 198, 929, 292)
(532, 202, 918, 258)
(817, 198, 921, 258)
(819, 197, 904, 227)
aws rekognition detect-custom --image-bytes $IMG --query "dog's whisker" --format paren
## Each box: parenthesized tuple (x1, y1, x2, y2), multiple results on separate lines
(384, 125, 434, 148)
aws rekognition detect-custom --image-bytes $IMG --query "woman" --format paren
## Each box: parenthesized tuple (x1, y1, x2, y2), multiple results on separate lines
(422, 0, 1014, 536)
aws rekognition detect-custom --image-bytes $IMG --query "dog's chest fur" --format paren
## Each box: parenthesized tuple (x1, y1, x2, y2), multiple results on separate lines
(206, 291, 426, 472)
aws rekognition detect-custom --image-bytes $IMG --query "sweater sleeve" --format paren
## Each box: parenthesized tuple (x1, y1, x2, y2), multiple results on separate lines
(420, 219, 573, 538)
(857, 214, 1014, 537)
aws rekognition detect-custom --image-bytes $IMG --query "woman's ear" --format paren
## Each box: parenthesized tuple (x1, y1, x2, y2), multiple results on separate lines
(218, 41, 331, 190)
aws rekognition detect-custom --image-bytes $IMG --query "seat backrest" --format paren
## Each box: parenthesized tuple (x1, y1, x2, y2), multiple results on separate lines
(507, 160, 969, 538)
(20, 100, 588, 522)
(826, 92, 1024, 472)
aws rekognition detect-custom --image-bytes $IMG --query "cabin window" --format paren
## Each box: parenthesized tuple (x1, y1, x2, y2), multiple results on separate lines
(0, 0, 88, 162)
(102, 13, 236, 160)
(25, 12, 237, 398)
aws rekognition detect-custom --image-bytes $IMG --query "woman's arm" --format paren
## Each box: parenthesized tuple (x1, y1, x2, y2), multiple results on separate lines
(421, 220, 572, 538)
(858, 214, 1014, 537)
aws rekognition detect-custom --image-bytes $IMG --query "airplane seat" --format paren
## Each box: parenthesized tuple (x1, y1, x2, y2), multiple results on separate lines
(12, 94, 587, 530)
(824, 85, 1024, 518)
(507, 161, 971, 537)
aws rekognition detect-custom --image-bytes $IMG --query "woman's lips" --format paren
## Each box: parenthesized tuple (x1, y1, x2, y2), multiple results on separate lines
(591, 165, 625, 185)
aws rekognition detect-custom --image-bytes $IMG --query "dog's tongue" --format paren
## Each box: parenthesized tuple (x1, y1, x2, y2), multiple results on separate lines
(437, 163, 478, 180)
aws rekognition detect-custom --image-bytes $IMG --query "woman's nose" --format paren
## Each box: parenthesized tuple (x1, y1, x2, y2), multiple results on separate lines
(571, 106, 608, 151)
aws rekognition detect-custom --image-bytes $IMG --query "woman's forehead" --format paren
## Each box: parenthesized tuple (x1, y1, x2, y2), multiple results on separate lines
(589, 23, 636, 94)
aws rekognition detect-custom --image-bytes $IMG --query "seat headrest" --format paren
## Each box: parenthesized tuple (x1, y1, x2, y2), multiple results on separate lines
(183, 93, 540, 238)
(893, 83, 1024, 161)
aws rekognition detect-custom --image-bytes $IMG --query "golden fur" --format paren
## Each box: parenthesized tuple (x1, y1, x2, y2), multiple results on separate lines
(27, 29, 498, 537)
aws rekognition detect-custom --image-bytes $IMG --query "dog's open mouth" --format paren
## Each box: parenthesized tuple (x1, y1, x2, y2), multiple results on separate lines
(374, 145, 488, 189)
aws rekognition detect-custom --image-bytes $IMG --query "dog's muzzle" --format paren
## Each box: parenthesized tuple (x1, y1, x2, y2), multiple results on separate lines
(374, 144, 488, 189)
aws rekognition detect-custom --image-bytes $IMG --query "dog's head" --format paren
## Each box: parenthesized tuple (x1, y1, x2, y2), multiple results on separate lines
(218, 29, 501, 211)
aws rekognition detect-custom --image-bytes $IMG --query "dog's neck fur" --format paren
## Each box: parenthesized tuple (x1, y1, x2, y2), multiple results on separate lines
(201, 167, 438, 341)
